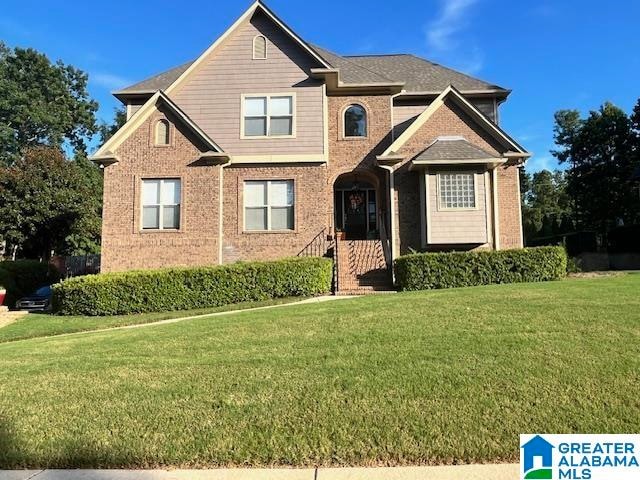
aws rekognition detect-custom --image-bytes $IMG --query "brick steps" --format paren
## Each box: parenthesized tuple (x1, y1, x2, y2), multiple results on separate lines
(336, 239, 394, 294)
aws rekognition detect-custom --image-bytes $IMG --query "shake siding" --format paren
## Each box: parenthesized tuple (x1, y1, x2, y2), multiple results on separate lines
(427, 170, 488, 244)
(171, 11, 324, 155)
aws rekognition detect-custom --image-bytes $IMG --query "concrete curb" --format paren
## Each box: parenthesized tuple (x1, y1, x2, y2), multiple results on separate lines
(0, 465, 519, 480)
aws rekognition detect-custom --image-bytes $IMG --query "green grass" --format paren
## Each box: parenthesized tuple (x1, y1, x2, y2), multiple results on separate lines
(0, 297, 306, 343)
(0, 275, 638, 468)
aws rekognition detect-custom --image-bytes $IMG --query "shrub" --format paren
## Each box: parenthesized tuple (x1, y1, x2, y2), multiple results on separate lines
(0, 260, 60, 307)
(52, 257, 333, 316)
(394, 246, 567, 291)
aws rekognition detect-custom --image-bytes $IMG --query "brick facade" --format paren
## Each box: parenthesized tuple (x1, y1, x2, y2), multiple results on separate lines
(101, 104, 221, 272)
(389, 98, 523, 253)
(101, 95, 524, 272)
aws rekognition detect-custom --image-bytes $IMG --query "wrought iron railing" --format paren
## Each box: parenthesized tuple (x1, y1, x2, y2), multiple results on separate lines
(297, 228, 335, 258)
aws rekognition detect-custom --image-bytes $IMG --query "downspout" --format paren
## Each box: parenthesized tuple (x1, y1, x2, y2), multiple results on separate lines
(218, 159, 232, 265)
(492, 167, 500, 250)
(379, 164, 397, 284)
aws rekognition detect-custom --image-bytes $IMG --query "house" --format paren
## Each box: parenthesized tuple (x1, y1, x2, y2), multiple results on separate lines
(521, 435, 554, 474)
(91, 0, 530, 293)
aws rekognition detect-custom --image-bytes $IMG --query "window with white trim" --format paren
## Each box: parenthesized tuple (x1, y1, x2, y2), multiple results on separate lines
(142, 179, 181, 230)
(244, 180, 294, 231)
(243, 95, 294, 137)
(438, 173, 476, 209)
(253, 35, 267, 59)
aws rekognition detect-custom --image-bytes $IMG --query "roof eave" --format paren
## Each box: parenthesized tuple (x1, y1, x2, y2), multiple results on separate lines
(395, 88, 511, 99)
(310, 68, 405, 94)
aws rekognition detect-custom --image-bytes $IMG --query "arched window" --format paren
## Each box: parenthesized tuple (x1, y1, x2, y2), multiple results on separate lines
(344, 104, 367, 137)
(155, 119, 170, 145)
(253, 35, 267, 59)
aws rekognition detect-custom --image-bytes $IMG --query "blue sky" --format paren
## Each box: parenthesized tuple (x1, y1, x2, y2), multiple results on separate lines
(1, 0, 639, 171)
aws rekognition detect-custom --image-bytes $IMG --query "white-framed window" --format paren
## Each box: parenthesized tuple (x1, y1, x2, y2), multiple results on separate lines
(242, 94, 295, 138)
(438, 172, 476, 209)
(155, 119, 170, 145)
(253, 35, 267, 59)
(244, 180, 294, 231)
(343, 104, 367, 137)
(142, 179, 181, 230)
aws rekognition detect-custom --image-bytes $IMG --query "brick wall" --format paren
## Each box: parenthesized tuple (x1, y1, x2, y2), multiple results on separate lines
(391, 98, 522, 252)
(220, 94, 393, 263)
(221, 164, 331, 262)
(497, 164, 524, 249)
(101, 104, 221, 272)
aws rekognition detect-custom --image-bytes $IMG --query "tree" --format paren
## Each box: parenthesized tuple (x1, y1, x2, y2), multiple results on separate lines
(552, 102, 639, 232)
(98, 106, 127, 143)
(0, 147, 102, 258)
(521, 169, 574, 243)
(0, 42, 98, 165)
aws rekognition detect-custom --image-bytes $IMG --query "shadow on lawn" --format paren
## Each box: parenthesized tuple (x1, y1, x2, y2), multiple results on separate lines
(0, 417, 143, 470)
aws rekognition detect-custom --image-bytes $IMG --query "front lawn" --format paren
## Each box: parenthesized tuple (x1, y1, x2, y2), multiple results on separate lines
(0, 297, 305, 343)
(0, 275, 638, 468)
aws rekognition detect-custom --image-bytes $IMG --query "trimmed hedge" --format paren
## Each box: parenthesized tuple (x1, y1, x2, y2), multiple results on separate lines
(52, 257, 333, 316)
(394, 246, 567, 291)
(0, 260, 60, 307)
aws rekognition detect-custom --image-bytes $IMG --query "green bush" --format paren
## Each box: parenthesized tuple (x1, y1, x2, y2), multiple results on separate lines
(0, 260, 60, 307)
(394, 246, 567, 291)
(53, 257, 333, 316)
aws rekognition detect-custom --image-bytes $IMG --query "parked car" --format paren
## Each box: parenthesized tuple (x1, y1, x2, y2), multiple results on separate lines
(15, 285, 52, 312)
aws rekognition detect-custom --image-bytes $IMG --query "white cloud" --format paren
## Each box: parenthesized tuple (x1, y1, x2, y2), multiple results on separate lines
(425, 0, 484, 74)
(91, 72, 133, 91)
(427, 0, 478, 52)
(526, 155, 558, 173)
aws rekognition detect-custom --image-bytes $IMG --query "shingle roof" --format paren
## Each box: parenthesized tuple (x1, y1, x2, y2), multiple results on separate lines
(308, 45, 396, 84)
(415, 138, 496, 162)
(115, 46, 506, 96)
(344, 54, 506, 92)
(114, 61, 193, 96)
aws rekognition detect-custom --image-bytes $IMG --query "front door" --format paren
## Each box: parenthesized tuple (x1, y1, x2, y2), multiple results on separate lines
(344, 190, 367, 240)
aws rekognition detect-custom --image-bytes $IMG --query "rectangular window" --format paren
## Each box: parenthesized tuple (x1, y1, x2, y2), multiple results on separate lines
(243, 95, 294, 137)
(438, 173, 476, 209)
(244, 180, 294, 231)
(142, 179, 181, 230)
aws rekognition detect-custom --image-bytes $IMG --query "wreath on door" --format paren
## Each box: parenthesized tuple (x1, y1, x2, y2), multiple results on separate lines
(348, 192, 364, 213)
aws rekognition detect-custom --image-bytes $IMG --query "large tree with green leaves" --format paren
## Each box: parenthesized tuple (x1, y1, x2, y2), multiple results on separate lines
(521, 169, 574, 242)
(0, 42, 98, 166)
(552, 102, 639, 233)
(0, 147, 102, 259)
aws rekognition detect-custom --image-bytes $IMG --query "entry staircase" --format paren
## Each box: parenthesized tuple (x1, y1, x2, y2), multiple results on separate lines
(335, 239, 393, 294)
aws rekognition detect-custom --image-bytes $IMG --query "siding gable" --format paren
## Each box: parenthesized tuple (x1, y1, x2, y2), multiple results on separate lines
(172, 10, 325, 156)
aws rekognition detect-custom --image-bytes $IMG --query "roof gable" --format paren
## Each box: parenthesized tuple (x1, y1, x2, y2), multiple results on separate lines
(164, 1, 329, 96)
(381, 85, 529, 159)
(90, 91, 224, 162)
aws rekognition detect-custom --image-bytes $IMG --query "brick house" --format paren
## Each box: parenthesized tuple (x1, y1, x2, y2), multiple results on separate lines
(91, 0, 530, 292)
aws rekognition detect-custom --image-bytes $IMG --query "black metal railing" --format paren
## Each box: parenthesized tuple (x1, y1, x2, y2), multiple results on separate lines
(297, 228, 335, 258)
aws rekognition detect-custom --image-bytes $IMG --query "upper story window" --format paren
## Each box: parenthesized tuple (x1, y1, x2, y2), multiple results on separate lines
(438, 173, 476, 210)
(142, 178, 181, 230)
(244, 180, 294, 231)
(253, 35, 267, 59)
(243, 95, 294, 138)
(344, 104, 367, 137)
(155, 119, 170, 145)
